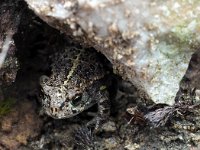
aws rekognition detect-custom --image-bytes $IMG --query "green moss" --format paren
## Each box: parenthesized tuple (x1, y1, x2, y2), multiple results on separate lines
(171, 20, 199, 46)
(0, 98, 16, 117)
(158, 20, 200, 59)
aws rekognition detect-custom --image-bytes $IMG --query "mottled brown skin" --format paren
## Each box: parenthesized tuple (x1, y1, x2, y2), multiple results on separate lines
(40, 47, 110, 129)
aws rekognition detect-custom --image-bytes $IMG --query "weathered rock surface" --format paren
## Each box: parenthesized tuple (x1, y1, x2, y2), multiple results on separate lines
(0, 0, 21, 92)
(24, 0, 200, 105)
(0, 100, 43, 149)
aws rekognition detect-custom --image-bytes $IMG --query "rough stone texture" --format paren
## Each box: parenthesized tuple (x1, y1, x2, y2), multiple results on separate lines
(24, 0, 200, 105)
(0, 0, 21, 93)
(0, 100, 43, 149)
(0, 42, 19, 86)
(178, 50, 200, 102)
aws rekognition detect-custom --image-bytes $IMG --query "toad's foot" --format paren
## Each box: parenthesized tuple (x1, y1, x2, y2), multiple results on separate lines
(87, 115, 105, 133)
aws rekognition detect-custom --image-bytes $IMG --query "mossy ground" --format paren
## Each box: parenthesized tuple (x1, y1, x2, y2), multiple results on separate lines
(0, 98, 16, 118)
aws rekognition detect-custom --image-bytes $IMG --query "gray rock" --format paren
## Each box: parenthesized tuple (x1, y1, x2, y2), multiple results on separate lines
(25, 0, 200, 105)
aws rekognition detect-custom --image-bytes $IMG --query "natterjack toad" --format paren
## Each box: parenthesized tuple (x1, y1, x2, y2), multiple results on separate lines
(40, 46, 110, 129)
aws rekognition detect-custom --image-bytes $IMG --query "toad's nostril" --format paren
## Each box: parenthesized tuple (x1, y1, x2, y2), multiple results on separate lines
(51, 107, 58, 114)
(50, 107, 53, 113)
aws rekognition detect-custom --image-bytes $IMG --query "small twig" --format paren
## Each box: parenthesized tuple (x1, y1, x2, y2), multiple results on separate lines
(0, 34, 12, 68)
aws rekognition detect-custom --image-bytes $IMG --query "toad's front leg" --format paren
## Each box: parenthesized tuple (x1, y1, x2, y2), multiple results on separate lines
(87, 84, 110, 132)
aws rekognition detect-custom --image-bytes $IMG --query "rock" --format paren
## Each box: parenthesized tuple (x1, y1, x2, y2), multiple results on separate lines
(30, 123, 82, 150)
(0, 0, 21, 88)
(0, 40, 19, 86)
(0, 100, 43, 149)
(24, 0, 200, 105)
(124, 141, 140, 150)
(102, 121, 117, 132)
(104, 137, 119, 149)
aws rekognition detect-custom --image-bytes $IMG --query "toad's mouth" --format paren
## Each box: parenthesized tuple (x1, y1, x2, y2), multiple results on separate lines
(45, 104, 85, 119)
(44, 93, 96, 119)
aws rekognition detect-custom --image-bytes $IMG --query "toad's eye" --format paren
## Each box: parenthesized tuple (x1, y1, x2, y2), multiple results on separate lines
(40, 75, 49, 84)
(71, 95, 82, 106)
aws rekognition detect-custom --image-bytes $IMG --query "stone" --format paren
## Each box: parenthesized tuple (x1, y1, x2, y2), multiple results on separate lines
(25, 0, 200, 105)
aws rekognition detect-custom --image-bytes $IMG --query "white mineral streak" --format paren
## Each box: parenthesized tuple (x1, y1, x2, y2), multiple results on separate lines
(25, 0, 200, 105)
(0, 35, 12, 68)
